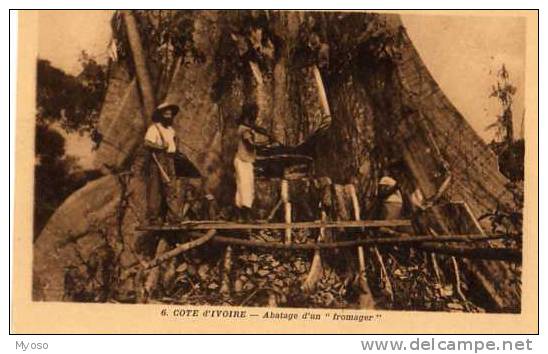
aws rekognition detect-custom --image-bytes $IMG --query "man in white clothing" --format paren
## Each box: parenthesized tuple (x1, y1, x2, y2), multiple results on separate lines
(378, 174, 403, 220)
(234, 103, 264, 222)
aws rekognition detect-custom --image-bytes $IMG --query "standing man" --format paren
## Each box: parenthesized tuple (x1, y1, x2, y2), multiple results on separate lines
(233, 103, 265, 222)
(144, 102, 180, 225)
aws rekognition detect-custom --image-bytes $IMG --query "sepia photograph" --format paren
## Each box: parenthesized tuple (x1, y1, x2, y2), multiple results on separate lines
(12, 9, 538, 334)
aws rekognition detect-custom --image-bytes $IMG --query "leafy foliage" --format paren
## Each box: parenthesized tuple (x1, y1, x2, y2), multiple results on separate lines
(34, 124, 102, 237)
(486, 65, 524, 183)
(34, 58, 105, 237)
(36, 55, 106, 133)
(486, 64, 517, 144)
(111, 10, 205, 96)
(489, 139, 525, 182)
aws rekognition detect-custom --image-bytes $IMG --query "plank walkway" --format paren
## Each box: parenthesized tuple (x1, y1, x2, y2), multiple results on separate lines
(137, 219, 412, 231)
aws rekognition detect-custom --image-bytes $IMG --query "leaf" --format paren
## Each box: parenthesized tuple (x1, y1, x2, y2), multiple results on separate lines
(198, 264, 210, 279)
(447, 302, 464, 310)
(249, 254, 259, 262)
(243, 282, 255, 291)
(321, 292, 335, 306)
(186, 264, 197, 276)
(234, 279, 243, 292)
(439, 285, 454, 298)
(176, 263, 188, 272)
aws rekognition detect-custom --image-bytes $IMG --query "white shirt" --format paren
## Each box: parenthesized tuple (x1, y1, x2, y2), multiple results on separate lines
(235, 125, 256, 163)
(144, 123, 177, 153)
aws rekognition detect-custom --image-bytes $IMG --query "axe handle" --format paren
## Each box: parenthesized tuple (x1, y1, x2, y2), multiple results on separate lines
(151, 152, 171, 183)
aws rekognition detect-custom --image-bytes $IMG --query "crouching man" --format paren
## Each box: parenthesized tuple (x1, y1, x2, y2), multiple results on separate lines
(378, 173, 403, 220)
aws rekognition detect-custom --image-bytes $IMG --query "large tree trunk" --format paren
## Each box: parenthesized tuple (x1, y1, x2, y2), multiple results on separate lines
(35, 11, 521, 309)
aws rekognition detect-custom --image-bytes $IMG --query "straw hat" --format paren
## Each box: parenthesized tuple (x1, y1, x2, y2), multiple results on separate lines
(152, 103, 180, 122)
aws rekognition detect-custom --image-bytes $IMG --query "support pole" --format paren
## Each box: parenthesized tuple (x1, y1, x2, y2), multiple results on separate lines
(302, 210, 327, 293)
(220, 246, 233, 295)
(281, 178, 292, 244)
(122, 10, 156, 122)
(140, 238, 170, 302)
(346, 184, 376, 309)
(312, 65, 331, 119)
(347, 185, 367, 273)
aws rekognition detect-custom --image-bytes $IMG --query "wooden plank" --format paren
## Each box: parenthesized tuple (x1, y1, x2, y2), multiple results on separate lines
(210, 233, 507, 250)
(137, 219, 412, 231)
(418, 244, 521, 263)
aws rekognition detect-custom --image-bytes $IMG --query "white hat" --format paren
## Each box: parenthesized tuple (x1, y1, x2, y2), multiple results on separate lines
(155, 102, 180, 115)
(379, 176, 397, 187)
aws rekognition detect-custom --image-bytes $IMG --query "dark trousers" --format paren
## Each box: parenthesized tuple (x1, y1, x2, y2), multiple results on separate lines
(145, 151, 177, 223)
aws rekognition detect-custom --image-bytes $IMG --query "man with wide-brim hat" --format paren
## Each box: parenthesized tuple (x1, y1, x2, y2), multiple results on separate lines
(144, 102, 180, 224)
